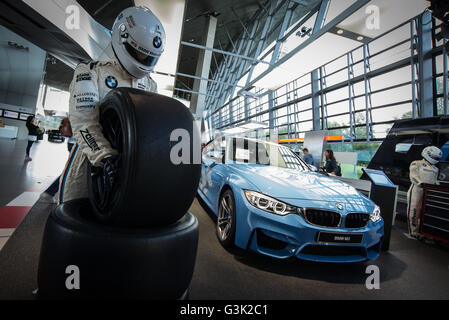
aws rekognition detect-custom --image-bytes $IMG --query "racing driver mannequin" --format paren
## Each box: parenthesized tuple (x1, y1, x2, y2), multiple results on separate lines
(58, 6, 165, 204)
(407, 146, 442, 238)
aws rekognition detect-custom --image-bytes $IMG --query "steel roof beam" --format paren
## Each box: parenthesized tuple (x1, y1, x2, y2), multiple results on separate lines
(180, 41, 271, 65)
(237, 0, 371, 96)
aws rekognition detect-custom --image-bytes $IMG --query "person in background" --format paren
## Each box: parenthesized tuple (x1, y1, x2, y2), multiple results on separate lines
(323, 149, 338, 176)
(407, 146, 442, 239)
(60, 117, 75, 152)
(302, 148, 314, 166)
(40, 117, 74, 203)
(25, 115, 40, 161)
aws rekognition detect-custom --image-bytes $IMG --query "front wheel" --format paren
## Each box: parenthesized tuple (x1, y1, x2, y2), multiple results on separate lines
(216, 189, 236, 248)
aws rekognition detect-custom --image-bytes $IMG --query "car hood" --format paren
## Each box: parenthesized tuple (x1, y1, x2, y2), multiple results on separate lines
(228, 164, 372, 206)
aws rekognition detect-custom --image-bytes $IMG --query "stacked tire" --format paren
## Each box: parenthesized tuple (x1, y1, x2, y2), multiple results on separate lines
(37, 89, 202, 299)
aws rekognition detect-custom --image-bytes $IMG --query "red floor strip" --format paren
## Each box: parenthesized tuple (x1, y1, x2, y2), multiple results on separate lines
(0, 206, 31, 229)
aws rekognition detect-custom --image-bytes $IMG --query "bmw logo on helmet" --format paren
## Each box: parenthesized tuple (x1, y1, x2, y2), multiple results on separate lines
(105, 76, 118, 88)
(153, 36, 162, 49)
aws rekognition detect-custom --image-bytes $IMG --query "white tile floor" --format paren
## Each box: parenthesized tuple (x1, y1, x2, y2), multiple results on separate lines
(0, 229, 14, 237)
(0, 136, 69, 251)
(0, 137, 69, 207)
(0, 237, 8, 250)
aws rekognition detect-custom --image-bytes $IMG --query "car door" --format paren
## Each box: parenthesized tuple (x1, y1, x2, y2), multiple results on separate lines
(200, 141, 221, 204)
(208, 153, 227, 210)
(202, 140, 226, 208)
(199, 143, 214, 202)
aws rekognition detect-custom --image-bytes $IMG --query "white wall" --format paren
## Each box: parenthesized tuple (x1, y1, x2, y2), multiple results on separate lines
(0, 26, 46, 140)
(0, 26, 46, 111)
(23, 0, 186, 97)
(134, 0, 186, 96)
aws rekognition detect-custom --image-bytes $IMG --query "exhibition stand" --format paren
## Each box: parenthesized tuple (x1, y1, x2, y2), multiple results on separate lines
(337, 169, 398, 251)
(362, 169, 398, 251)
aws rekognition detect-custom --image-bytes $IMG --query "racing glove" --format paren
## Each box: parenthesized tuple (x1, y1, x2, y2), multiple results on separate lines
(100, 155, 120, 193)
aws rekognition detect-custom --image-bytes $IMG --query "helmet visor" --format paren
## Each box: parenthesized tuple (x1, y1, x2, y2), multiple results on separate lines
(430, 152, 441, 161)
(124, 42, 158, 68)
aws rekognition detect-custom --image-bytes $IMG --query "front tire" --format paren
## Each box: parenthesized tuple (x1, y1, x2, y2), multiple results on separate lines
(216, 189, 236, 248)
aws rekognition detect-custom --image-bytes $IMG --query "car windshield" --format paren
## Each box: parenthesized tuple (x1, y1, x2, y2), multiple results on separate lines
(230, 138, 309, 171)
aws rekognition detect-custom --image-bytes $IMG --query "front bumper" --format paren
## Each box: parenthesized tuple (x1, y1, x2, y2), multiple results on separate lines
(236, 192, 384, 263)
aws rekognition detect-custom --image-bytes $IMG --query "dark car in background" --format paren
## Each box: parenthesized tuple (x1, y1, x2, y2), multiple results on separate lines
(47, 129, 65, 143)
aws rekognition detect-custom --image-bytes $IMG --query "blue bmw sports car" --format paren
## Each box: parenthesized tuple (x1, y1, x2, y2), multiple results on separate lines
(198, 136, 384, 263)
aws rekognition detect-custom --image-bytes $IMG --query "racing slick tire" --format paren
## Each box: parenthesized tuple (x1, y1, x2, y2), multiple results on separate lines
(37, 199, 199, 299)
(87, 88, 201, 228)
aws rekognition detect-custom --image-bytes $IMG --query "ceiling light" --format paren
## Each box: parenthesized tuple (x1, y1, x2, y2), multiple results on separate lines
(357, 36, 364, 41)
(337, 29, 344, 35)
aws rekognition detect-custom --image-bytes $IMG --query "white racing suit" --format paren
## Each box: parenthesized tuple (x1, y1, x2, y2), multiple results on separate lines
(58, 58, 157, 204)
(407, 159, 439, 236)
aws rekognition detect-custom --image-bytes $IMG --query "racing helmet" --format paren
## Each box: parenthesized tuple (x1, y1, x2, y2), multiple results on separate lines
(422, 146, 442, 165)
(111, 6, 165, 78)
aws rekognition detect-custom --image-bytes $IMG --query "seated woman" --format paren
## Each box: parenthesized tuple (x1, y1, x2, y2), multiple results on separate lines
(324, 149, 338, 176)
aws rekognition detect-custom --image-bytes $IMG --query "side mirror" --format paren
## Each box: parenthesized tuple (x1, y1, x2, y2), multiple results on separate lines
(308, 165, 318, 172)
(221, 154, 226, 164)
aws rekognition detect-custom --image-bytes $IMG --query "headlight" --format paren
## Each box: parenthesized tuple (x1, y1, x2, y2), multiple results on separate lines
(370, 205, 381, 222)
(244, 190, 297, 216)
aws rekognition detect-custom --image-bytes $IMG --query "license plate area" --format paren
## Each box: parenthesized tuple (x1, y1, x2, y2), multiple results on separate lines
(317, 232, 363, 244)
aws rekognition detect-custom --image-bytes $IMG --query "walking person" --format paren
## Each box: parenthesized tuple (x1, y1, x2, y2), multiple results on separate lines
(25, 115, 40, 161)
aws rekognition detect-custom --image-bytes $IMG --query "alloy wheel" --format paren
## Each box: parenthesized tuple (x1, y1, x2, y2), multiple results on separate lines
(217, 194, 233, 241)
